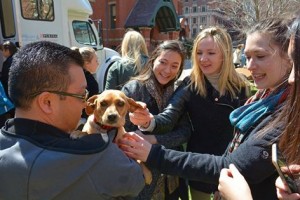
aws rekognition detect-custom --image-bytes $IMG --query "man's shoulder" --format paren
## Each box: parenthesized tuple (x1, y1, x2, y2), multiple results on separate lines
(1, 118, 110, 155)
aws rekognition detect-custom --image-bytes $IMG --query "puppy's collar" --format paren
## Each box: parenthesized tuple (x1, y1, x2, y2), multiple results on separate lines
(93, 117, 114, 131)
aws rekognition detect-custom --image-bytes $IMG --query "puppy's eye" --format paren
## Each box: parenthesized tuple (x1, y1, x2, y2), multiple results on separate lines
(100, 101, 108, 107)
(117, 101, 125, 107)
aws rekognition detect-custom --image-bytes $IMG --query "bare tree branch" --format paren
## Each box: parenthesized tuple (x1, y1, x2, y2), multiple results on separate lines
(209, 0, 300, 40)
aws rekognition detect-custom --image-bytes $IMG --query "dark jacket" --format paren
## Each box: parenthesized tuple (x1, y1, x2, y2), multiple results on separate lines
(85, 70, 99, 98)
(0, 118, 144, 199)
(0, 55, 13, 97)
(105, 55, 148, 90)
(82, 70, 99, 119)
(152, 76, 248, 193)
(146, 109, 284, 200)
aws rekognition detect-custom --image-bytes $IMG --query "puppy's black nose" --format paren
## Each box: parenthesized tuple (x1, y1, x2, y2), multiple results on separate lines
(108, 114, 117, 122)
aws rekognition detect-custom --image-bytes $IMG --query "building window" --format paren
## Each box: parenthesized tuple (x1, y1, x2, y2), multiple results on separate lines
(110, 4, 116, 29)
(185, 7, 189, 14)
(202, 6, 206, 12)
(193, 17, 196, 24)
(201, 16, 206, 23)
(192, 28, 197, 37)
(193, 6, 197, 13)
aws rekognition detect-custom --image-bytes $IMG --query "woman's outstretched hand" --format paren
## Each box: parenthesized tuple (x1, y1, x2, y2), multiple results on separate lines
(119, 132, 152, 162)
(129, 101, 153, 127)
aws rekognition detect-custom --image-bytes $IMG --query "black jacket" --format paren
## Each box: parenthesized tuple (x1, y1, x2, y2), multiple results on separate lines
(0, 55, 13, 97)
(85, 70, 99, 98)
(82, 70, 99, 119)
(152, 76, 248, 193)
(147, 110, 283, 200)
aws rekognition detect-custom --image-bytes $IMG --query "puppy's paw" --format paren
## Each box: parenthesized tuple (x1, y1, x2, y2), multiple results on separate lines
(70, 130, 88, 139)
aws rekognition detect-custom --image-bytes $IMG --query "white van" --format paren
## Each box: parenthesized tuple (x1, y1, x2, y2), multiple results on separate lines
(0, 0, 120, 91)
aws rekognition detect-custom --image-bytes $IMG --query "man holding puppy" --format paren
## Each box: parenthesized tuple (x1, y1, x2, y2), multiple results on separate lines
(0, 41, 144, 199)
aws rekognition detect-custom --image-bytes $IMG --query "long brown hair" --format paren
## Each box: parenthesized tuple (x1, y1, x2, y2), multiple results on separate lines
(279, 16, 300, 164)
(132, 40, 185, 83)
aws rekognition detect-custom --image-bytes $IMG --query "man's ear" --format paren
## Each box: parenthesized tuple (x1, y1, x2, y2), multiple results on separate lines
(36, 92, 54, 114)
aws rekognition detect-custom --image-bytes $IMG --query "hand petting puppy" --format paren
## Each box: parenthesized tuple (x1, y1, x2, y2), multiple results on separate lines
(119, 132, 152, 163)
(129, 102, 153, 128)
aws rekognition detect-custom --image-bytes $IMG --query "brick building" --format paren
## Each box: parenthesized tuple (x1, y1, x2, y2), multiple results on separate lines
(181, 0, 230, 39)
(89, 0, 187, 52)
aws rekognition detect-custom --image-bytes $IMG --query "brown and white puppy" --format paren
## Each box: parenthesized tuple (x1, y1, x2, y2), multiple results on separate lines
(71, 89, 152, 184)
(81, 90, 142, 142)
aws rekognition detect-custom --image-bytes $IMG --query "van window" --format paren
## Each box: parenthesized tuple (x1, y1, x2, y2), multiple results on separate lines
(20, 0, 54, 21)
(72, 21, 97, 46)
(0, 0, 16, 38)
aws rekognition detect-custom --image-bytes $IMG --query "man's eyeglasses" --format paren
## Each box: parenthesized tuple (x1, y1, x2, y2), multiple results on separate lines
(32, 89, 89, 102)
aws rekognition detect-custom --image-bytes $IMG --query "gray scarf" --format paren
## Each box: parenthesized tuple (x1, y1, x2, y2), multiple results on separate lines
(145, 73, 175, 112)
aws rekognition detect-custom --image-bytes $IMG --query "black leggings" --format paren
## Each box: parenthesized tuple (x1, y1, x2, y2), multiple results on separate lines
(165, 178, 189, 200)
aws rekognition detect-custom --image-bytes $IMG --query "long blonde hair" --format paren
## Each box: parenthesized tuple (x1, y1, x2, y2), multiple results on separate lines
(190, 26, 247, 98)
(121, 30, 149, 73)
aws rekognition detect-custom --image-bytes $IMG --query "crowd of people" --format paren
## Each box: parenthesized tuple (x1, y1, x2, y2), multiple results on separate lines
(122, 17, 292, 200)
(0, 12, 300, 200)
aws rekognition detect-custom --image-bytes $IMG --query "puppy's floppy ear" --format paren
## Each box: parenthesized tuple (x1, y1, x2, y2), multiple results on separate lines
(85, 95, 98, 115)
(127, 97, 145, 112)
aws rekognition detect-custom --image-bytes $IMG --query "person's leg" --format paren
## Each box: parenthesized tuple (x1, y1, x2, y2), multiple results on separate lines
(190, 187, 213, 200)
(0, 113, 6, 127)
(178, 178, 189, 200)
(165, 178, 189, 200)
(0, 109, 14, 127)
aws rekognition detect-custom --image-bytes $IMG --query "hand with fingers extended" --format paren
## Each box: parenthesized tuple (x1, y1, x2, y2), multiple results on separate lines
(134, 130, 158, 144)
(276, 164, 300, 200)
(129, 101, 153, 128)
(218, 164, 253, 200)
(119, 132, 152, 162)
